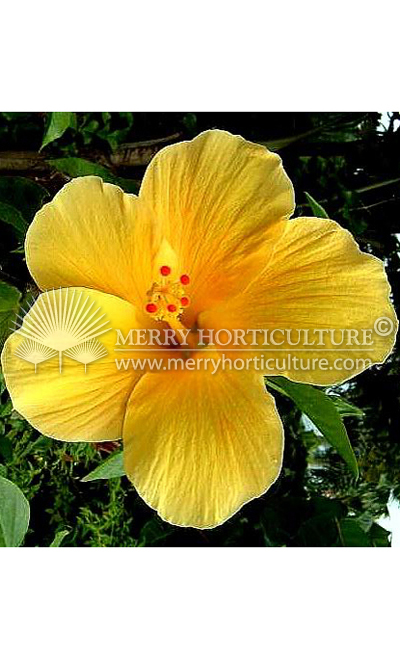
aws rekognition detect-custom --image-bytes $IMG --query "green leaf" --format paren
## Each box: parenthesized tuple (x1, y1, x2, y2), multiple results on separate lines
(304, 191, 329, 218)
(97, 112, 134, 151)
(49, 157, 114, 179)
(136, 518, 174, 547)
(0, 281, 22, 347)
(0, 437, 13, 462)
(0, 476, 30, 547)
(267, 376, 359, 477)
(81, 451, 124, 482)
(183, 113, 197, 133)
(329, 395, 364, 418)
(50, 529, 70, 547)
(26, 435, 53, 454)
(41, 112, 77, 150)
(298, 514, 339, 547)
(297, 498, 345, 547)
(48, 157, 139, 194)
(0, 281, 21, 314)
(368, 522, 390, 547)
(262, 122, 341, 151)
(0, 177, 49, 222)
(298, 509, 381, 547)
(337, 518, 371, 546)
(0, 201, 29, 240)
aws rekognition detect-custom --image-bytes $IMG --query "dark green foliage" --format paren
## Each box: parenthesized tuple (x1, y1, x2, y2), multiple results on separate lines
(0, 281, 21, 347)
(0, 112, 399, 546)
(267, 377, 359, 477)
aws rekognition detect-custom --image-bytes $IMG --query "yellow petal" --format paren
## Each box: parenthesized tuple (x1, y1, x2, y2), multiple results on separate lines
(123, 369, 283, 528)
(200, 218, 398, 385)
(139, 129, 294, 315)
(25, 177, 161, 310)
(1, 288, 143, 441)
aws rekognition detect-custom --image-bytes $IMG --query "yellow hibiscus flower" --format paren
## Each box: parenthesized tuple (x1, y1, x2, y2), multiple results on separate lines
(1, 130, 397, 528)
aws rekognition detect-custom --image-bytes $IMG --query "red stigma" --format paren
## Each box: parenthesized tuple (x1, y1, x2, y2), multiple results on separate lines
(180, 274, 190, 285)
(160, 265, 171, 276)
(167, 304, 177, 313)
(146, 303, 158, 313)
(180, 296, 190, 307)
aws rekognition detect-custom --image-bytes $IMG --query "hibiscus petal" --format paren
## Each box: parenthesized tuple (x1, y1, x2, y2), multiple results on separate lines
(139, 129, 295, 316)
(123, 369, 283, 528)
(25, 176, 161, 310)
(1, 288, 143, 441)
(200, 218, 398, 385)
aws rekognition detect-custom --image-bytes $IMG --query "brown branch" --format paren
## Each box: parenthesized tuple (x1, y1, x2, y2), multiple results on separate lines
(0, 133, 184, 175)
(110, 132, 182, 167)
(0, 151, 48, 173)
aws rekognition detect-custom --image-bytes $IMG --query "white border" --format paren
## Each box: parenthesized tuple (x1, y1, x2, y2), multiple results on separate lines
(2, 2, 400, 109)
(1, 550, 399, 658)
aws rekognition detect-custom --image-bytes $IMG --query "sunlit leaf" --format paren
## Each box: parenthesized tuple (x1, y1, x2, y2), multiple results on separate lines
(329, 395, 364, 418)
(50, 529, 70, 547)
(49, 157, 139, 194)
(41, 112, 77, 150)
(0, 476, 30, 547)
(267, 376, 359, 477)
(304, 191, 329, 218)
(81, 451, 124, 482)
(49, 157, 114, 179)
(27, 435, 53, 454)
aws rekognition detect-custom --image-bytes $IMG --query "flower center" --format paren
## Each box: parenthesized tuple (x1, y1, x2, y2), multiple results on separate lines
(145, 266, 190, 322)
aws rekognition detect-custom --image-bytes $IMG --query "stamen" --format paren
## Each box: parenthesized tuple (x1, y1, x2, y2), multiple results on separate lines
(145, 270, 191, 322)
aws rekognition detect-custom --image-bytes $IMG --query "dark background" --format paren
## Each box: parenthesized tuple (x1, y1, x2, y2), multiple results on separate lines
(0, 112, 399, 546)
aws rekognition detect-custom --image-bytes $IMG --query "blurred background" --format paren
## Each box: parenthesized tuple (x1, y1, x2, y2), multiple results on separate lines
(0, 112, 399, 546)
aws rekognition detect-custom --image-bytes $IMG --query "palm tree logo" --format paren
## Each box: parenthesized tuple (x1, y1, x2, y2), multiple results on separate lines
(13, 288, 110, 373)
(14, 339, 57, 373)
(65, 338, 108, 373)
